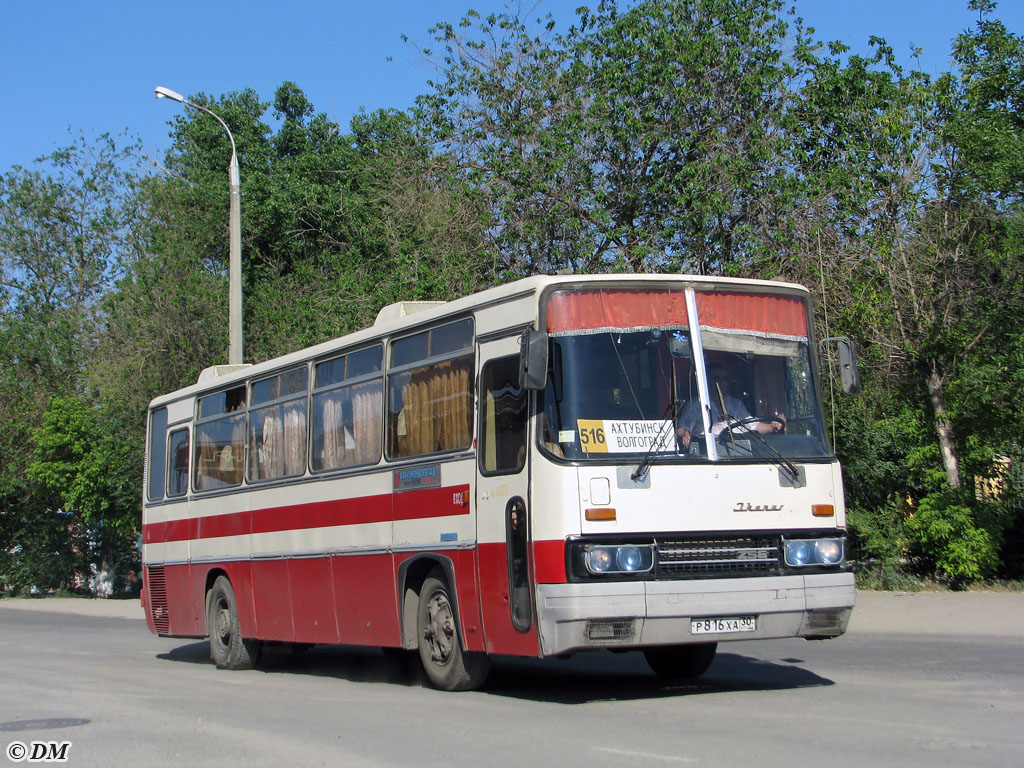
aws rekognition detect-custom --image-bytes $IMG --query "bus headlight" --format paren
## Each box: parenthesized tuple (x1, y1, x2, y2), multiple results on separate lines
(784, 537, 844, 567)
(585, 547, 614, 573)
(615, 546, 644, 571)
(814, 539, 843, 565)
(583, 544, 653, 575)
(786, 540, 813, 566)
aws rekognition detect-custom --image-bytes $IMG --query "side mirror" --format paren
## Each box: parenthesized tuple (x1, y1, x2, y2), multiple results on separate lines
(519, 328, 548, 390)
(820, 336, 861, 395)
(837, 338, 861, 395)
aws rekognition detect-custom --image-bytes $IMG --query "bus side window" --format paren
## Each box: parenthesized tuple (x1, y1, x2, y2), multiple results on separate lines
(194, 385, 247, 491)
(480, 356, 527, 475)
(311, 345, 384, 472)
(167, 428, 189, 497)
(248, 365, 309, 482)
(147, 407, 168, 501)
(388, 319, 474, 459)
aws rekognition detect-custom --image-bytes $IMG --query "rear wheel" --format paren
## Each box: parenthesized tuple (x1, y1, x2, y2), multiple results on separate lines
(207, 576, 259, 670)
(643, 642, 717, 679)
(417, 573, 491, 691)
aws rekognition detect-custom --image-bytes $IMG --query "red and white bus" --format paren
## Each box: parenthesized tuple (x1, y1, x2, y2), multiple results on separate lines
(142, 274, 857, 690)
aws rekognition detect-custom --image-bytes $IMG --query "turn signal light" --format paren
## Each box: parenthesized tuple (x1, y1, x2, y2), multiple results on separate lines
(585, 508, 617, 521)
(811, 504, 834, 517)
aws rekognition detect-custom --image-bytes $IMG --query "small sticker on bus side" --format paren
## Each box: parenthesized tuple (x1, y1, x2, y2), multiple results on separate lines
(393, 464, 441, 490)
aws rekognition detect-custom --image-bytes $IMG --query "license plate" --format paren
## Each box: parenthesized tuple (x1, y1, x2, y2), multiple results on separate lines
(691, 616, 756, 635)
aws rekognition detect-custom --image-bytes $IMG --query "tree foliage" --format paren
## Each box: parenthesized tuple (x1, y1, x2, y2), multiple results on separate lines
(414, 0, 816, 275)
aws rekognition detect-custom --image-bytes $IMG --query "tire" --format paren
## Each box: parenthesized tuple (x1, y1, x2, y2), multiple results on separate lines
(416, 573, 491, 691)
(207, 575, 259, 670)
(643, 642, 717, 679)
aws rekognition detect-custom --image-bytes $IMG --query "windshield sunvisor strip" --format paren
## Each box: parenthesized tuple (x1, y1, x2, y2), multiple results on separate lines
(546, 289, 689, 333)
(694, 292, 807, 337)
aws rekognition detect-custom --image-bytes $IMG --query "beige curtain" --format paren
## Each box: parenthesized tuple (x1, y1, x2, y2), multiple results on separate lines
(321, 394, 344, 470)
(352, 385, 382, 464)
(283, 403, 306, 475)
(261, 410, 283, 479)
(317, 384, 382, 470)
(400, 359, 471, 456)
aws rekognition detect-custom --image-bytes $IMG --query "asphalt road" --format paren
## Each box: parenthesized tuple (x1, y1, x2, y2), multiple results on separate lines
(1, 591, 1022, 767)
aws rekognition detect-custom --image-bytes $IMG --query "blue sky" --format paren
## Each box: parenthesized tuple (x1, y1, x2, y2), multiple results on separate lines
(1, 0, 1020, 172)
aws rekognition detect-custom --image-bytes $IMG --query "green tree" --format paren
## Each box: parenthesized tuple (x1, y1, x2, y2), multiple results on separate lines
(27, 397, 141, 539)
(786, 3, 1023, 581)
(0, 133, 144, 592)
(151, 83, 489, 365)
(415, 0, 813, 275)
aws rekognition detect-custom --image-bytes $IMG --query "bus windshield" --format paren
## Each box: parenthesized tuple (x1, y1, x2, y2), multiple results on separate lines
(539, 288, 831, 463)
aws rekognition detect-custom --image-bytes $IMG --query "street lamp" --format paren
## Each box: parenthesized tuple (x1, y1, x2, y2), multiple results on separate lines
(155, 86, 244, 366)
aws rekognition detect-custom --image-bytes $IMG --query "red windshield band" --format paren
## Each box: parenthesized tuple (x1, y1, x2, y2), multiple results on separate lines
(546, 289, 807, 337)
(696, 292, 807, 337)
(546, 289, 689, 333)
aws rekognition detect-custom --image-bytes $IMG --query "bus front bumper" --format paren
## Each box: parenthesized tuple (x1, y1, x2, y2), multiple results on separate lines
(534, 572, 855, 657)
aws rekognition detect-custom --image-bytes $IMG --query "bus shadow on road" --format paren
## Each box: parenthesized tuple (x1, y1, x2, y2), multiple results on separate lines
(158, 641, 833, 702)
(483, 651, 833, 704)
(157, 641, 425, 687)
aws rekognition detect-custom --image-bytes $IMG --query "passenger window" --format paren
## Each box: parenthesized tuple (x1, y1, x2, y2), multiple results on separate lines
(248, 366, 309, 482)
(388, 319, 474, 459)
(167, 428, 189, 497)
(311, 346, 384, 471)
(194, 386, 246, 491)
(147, 407, 168, 501)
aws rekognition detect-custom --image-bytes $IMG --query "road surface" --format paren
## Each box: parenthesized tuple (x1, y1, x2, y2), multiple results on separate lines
(1, 590, 1021, 767)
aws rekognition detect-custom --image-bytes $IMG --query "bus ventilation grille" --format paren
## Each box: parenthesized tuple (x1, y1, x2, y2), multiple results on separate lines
(655, 535, 781, 579)
(146, 566, 170, 635)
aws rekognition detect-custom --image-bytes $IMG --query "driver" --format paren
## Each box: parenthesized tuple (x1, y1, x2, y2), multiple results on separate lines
(676, 363, 785, 449)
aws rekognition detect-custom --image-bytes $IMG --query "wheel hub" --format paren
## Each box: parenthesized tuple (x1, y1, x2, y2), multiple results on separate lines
(423, 593, 455, 664)
(214, 601, 231, 644)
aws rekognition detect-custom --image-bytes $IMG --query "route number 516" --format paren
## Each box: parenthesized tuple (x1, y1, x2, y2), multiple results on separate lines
(577, 420, 607, 453)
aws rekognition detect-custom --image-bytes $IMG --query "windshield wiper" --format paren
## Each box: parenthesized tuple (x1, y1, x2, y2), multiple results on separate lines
(720, 416, 801, 484)
(631, 402, 677, 481)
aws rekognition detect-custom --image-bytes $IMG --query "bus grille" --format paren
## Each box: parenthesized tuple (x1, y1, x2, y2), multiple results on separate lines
(655, 535, 781, 579)
(146, 566, 170, 635)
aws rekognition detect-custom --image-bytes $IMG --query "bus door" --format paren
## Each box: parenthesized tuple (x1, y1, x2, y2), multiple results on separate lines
(476, 335, 538, 655)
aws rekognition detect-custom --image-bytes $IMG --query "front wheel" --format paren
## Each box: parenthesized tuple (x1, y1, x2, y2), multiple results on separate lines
(207, 575, 259, 670)
(417, 574, 491, 691)
(643, 642, 717, 679)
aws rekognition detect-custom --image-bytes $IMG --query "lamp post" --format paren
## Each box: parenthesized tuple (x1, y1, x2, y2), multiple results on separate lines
(155, 86, 244, 365)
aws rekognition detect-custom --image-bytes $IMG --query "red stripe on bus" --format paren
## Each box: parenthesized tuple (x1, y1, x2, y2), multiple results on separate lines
(143, 484, 470, 544)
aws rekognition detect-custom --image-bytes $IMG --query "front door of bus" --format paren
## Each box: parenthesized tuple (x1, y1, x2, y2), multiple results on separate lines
(476, 335, 537, 655)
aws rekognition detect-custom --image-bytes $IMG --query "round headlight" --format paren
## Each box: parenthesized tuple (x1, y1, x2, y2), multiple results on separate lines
(616, 546, 642, 571)
(786, 540, 812, 566)
(585, 547, 614, 573)
(815, 539, 843, 565)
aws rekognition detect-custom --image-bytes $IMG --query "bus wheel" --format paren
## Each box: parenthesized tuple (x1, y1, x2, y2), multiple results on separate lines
(643, 642, 717, 679)
(416, 574, 491, 691)
(207, 576, 259, 670)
